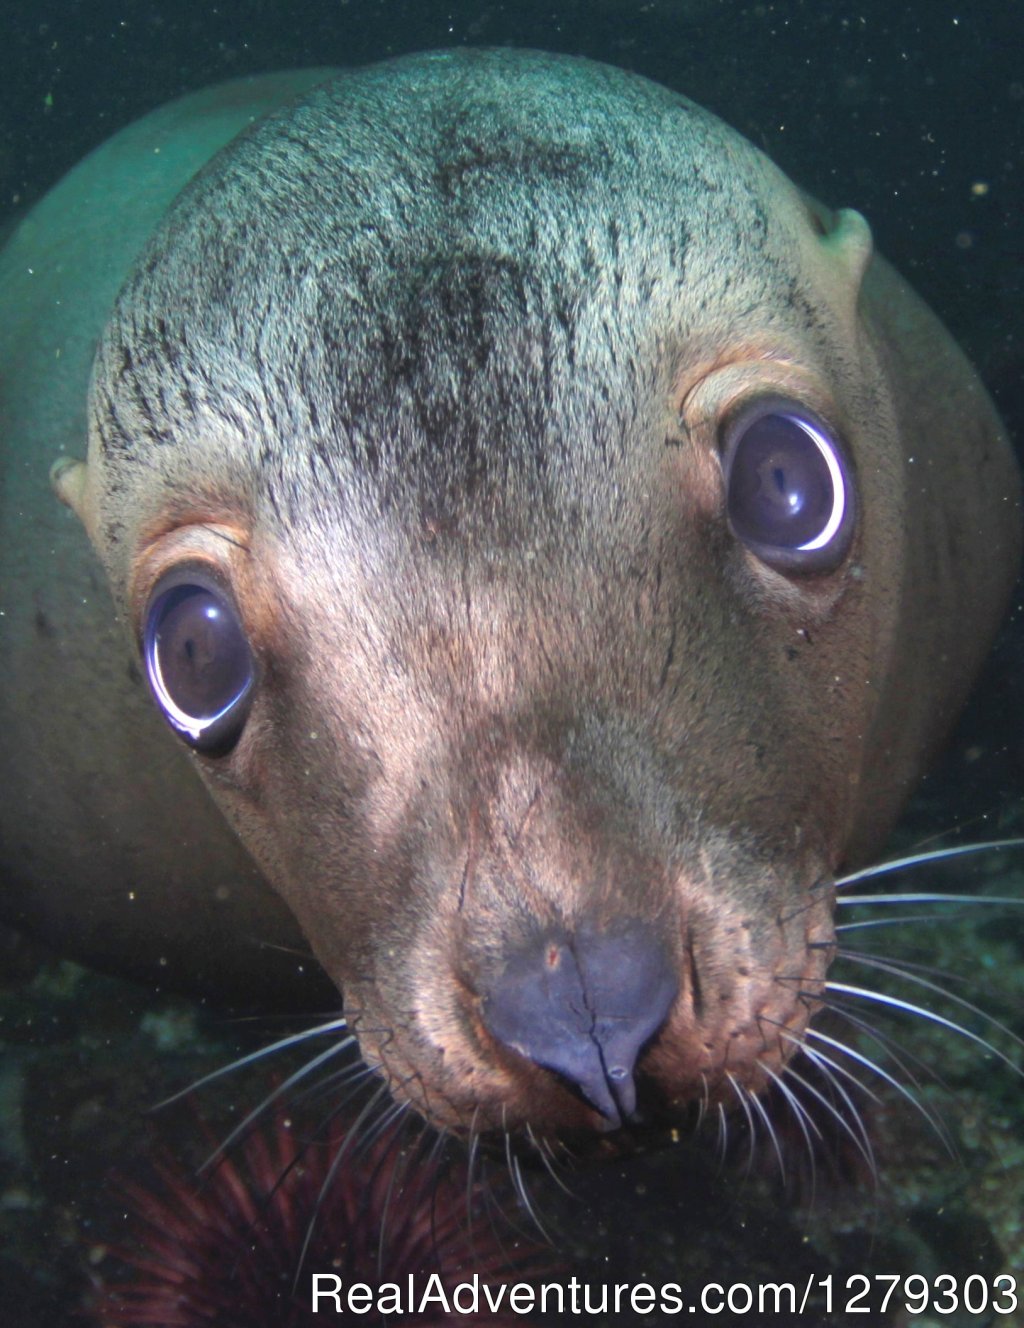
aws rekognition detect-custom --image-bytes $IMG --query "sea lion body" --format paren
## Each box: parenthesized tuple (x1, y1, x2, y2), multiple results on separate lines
(1, 50, 1019, 1136)
(0, 70, 337, 1001)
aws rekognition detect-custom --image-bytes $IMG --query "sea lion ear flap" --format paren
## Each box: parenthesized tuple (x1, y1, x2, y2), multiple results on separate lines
(51, 456, 100, 545)
(817, 206, 874, 311)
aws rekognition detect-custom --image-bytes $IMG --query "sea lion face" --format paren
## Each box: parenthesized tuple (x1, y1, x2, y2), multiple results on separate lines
(68, 51, 920, 1135)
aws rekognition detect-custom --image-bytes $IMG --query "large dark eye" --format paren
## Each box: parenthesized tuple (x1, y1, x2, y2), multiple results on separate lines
(143, 570, 254, 754)
(723, 400, 855, 573)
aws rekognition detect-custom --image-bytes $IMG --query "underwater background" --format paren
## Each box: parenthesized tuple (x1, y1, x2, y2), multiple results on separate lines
(2, 1, 1023, 1324)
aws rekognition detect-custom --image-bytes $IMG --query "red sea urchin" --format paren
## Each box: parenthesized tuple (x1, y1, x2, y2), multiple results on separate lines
(91, 1110, 557, 1327)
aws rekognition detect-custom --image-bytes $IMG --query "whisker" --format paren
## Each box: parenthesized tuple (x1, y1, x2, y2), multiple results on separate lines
(821, 1001, 956, 1106)
(220, 1008, 343, 1027)
(203, 1071, 387, 1276)
(836, 912, 977, 933)
(502, 1106, 513, 1183)
(836, 837, 1024, 890)
(500, 1112, 535, 1229)
(770, 1024, 878, 1178)
(464, 1106, 481, 1232)
(510, 1149, 553, 1244)
(472, 1132, 521, 1264)
(498, 1110, 549, 1243)
(154, 1017, 351, 1109)
(761, 1062, 820, 1203)
(715, 1102, 729, 1166)
(837, 892, 1024, 909)
(464, 1110, 533, 1264)
(501, 1108, 539, 1241)
(352, 1093, 414, 1162)
(418, 1119, 463, 1268)
(801, 1021, 954, 1153)
(526, 1123, 574, 1198)
(837, 946, 982, 990)
(286, 1058, 379, 1115)
(763, 1061, 823, 1144)
(725, 1072, 757, 1176)
(746, 1079, 786, 1182)
(374, 1107, 416, 1279)
(292, 1081, 392, 1286)
(199, 1038, 358, 1171)
(824, 981, 1024, 1078)
(788, 1036, 875, 1105)
(776, 1054, 876, 1184)
(696, 1072, 709, 1132)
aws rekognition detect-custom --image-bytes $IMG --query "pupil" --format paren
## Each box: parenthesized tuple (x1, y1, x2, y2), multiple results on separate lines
(728, 411, 843, 553)
(147, 584, 252, 735)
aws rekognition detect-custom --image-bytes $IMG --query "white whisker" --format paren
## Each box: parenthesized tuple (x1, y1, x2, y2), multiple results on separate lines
(155, 1017, 351, 1109)
(838, 892, 1024, 908)
(803, 1023, 953, 1152)
(715, 1101, 728, 1165)
(821, 1002, 953, 1101)
(836, 838, 1024, 890)
(762, 1064, 818, 1203)
(510, 1149, 553, 1244)
(695, 1072, 709, 1132)
(837, 912, 973, 933)
(747, 1079, 786, 1181)
(726, 1071, 757, 1175)
(776, 1051, 876, 1182)
(764, 1062, 822, 1143)
(292, 1082, 392, 1287)
(526, 1123, 574, 1198)
(199, 1037, 359, 1170)
(838, 947, 973, 988)
(374, 1107, 416, 1279)
(825, 981, 1024, 1077)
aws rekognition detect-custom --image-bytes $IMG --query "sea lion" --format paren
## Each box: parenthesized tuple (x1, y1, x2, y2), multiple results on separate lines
(1, 48, 1019, 1137)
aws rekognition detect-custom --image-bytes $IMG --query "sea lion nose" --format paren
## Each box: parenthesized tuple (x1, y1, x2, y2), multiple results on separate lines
(480, 921, 678, 1128)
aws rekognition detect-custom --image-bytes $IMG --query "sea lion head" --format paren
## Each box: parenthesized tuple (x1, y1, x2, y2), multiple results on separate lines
(56, 49, 1019, 1137)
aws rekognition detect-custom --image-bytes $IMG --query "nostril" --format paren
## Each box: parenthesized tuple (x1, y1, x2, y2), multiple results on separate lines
(480, 920, 678, 1128)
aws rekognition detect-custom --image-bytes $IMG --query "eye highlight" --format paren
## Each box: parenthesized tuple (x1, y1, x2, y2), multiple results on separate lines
(722, 399, 855, 574)
(143, 569, 254, 754)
